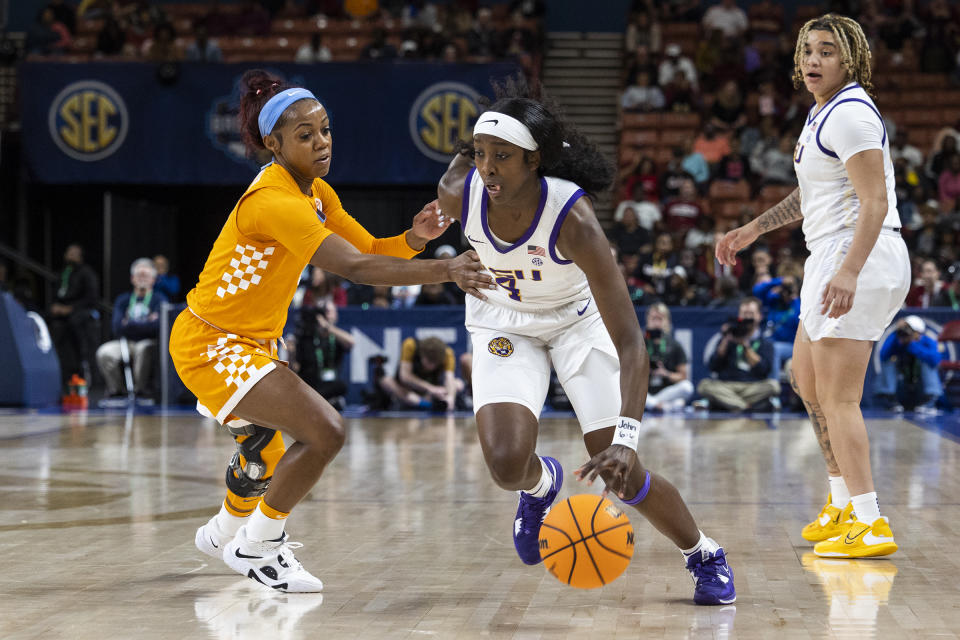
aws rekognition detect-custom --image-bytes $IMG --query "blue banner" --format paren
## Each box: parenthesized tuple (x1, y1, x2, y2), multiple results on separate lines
(19, 61, 517, 185)
(335, 307, 960, 407)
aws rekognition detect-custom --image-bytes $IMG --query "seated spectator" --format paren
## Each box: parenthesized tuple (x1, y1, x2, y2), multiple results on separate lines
(756, 134, 798, 187)
(28, 7, 72, 55)
(416, 282, 458, 305)
(143, 22, 181, 62)
(96, 258, 167, 404)
(664, 73, 698, 113)
(466, 7, 499, 60)
(662, 180, 704, 234)
(659, 149, 697, 201)
(709, 80, 748, 133)
(695, 28, 724, 80)
(658, 43, 698, 91)
(49, 244, 99, 386)
(906, 259, 955, 307)
(152, 254, 180, 301)
(95, 14, 126, 57)
(755, 79, 785, 119)
(702, 0, 749, 40)
(714, 134, 753, 183)
(696, 297, 780, 411)
(938, 155, 960, 210)
(875, 316, 943, 412)
(707, 274, 742, 308)
(891, 130, 924, 172)
(296, 32, 333, 63)
(609, 205, 653, 257)
(638, 232, 678, 296)
(928, 135, 958, 181)
(661, 266, 707, 306)
(614, 181, 661, 231)
(362, 28, 398, 60)
(643, 303, 694, 411)
(293, 298, 352, 410)
(391, 284, 421, 308)
(235, 0, 271, 36)
(625, 43, 658, 87)
(693, 123, 731, 165)
(625, 9, 661, 53)
(680, 137, 710, 188)
(910, 201, 940, 257)
(684, 213, 715, 250)
(376, 336, 465, 411)
(430, 244, 466, 303)
(621, 70, 665, 113)
(678, 247, 713, 295)
(753, 273, 801, 381)
(47, 0, 77, 35)
(184, 23, 222, 62)
(620, 155, 660, 203)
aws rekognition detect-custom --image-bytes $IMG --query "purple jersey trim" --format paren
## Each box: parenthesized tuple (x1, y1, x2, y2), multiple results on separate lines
(480, 177, 548, 254)
(547, 188, 586, 265)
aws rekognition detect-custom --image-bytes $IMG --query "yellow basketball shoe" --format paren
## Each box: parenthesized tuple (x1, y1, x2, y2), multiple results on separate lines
(813, 517, 898, 558)
(801, 495, 855, 542)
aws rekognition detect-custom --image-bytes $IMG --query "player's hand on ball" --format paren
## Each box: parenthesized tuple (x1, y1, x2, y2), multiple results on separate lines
(411, 200, 454, 242)
(574, 445, 638, 500)
(447, 250, 495, 301)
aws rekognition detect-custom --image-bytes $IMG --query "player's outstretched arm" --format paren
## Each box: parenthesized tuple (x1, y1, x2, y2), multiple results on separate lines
(556, 197, 649, 499)
(436, 152, 475, 224)
(716, 187, 802, 266)
(310, 234, 493, 297)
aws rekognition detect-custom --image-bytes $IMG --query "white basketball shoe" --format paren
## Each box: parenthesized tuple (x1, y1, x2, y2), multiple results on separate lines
(195, 515, 235, 559)
(222, 526, 324, 593)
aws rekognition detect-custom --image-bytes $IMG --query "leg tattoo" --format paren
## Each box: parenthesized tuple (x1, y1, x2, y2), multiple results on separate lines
(790, 369, 840, 475)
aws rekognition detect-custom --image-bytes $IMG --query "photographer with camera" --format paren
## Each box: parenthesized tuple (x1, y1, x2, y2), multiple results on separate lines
(293, 298, 353, 411)
(696, 297, 780, 411)
(753, 271, 802, 382)
(644, 303, 694, 412)
(874, 315, 943, 413)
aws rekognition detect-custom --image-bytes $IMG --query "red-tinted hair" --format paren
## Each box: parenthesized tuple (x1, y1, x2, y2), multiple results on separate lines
(238, 69, 298, 155)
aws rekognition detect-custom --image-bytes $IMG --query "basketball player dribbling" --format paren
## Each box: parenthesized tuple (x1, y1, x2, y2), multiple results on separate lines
(717, 15, 909, 558)
(437, 79, 735, 605)
(169, 69, 493, 592)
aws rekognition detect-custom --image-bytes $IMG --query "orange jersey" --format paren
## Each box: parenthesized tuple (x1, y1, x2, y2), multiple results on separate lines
(185, 162, 420, 339)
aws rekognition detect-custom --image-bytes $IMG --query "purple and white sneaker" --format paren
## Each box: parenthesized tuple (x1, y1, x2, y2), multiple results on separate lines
(686, 543, 736, 605)
(513, 456, 563, 565)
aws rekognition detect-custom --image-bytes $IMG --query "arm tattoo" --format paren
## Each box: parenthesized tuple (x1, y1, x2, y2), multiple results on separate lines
(756, 188, 803, 233)
(790, 369, 840, 475)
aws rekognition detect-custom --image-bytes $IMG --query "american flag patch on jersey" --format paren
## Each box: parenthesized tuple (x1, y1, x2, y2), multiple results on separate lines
(527, 245, 546, 256)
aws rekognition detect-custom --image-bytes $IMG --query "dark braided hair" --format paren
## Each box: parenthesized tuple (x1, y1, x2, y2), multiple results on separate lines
(237, 69, 300, 155)
(460, 76, 614, 197)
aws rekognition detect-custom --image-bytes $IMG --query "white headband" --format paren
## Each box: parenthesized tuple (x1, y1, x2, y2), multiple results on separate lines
(473, 112, 538, 150)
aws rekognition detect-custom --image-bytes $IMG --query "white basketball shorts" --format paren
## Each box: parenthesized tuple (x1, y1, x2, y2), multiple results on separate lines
(799, 228, 910, 342)
(465, 295, 621, 433)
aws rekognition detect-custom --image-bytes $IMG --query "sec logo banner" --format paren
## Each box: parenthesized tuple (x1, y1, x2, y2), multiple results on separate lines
(409, 82, 481, 163)
(48, 80, 128, 162)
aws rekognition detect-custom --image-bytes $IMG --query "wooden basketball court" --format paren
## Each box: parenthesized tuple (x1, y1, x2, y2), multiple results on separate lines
(2, 408, 959, 639)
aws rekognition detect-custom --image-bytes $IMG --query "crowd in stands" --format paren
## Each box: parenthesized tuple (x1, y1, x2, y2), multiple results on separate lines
(24, 0, 544, 71)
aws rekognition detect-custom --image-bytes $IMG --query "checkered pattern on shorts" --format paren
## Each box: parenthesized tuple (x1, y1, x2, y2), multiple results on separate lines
(216, 244, 275, 299)
(205, 335, 264, 388)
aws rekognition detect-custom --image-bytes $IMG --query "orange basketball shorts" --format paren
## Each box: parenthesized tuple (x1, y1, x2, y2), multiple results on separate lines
(169, 309, 279, 428)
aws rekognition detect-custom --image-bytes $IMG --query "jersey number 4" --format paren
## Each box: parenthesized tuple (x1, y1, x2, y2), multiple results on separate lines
(489, 268, 542, 302)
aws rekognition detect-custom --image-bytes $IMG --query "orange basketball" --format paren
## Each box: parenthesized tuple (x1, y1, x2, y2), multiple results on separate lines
(539, 494, 634, 589)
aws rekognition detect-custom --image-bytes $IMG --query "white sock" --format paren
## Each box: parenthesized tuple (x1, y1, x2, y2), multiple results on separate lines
(215, 503, 248, 536)
(521, 457, 552, 498)
(680, 530, 719, 559)
(245, 503, 288, 542)
(828, 476, 851, 508)
(851, 492, 881, 527)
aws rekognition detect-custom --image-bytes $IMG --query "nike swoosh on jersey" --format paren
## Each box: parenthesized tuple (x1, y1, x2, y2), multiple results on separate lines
(577, 300, 591, 315)
(466, 235, 487, 245)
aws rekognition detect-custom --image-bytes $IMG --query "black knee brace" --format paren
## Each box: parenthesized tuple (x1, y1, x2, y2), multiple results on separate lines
(225, 424, 276, 498)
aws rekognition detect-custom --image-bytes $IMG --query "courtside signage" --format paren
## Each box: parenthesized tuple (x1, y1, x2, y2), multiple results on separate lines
(48, 80, 129, 162)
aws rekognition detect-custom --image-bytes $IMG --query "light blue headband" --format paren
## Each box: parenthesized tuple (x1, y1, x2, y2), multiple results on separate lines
(257, 88, 319, 137)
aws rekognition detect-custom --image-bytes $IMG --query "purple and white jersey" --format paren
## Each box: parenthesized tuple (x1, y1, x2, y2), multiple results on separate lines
(794, 82, 900, 245)
(460, 169, 591, 312)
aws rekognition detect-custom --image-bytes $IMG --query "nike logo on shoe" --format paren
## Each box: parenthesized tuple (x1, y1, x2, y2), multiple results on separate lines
(844, 526, 868, 545)
(235, 549, 263, 559)
(209, 537, 219, 549)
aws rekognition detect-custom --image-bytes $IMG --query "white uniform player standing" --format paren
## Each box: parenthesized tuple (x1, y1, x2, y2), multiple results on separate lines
(717, 14, 908, 558)
(437, 85, 736, 605)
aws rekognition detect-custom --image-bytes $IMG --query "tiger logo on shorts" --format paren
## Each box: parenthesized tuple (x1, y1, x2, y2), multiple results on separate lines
(487, 336, 514, 357)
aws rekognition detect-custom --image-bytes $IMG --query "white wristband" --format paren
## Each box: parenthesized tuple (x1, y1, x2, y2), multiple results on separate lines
(611, 416, 641, 451)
